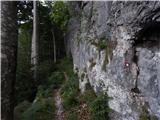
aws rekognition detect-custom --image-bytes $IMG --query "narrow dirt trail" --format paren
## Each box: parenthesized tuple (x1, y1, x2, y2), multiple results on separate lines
(53, 72, 67, 120)
(54, 89, 64, 120)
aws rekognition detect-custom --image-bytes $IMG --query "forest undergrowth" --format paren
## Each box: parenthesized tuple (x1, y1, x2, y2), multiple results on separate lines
(14, 57, 112, 120)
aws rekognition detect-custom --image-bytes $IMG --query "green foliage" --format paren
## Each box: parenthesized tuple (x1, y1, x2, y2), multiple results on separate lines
(15, 81, 56, 120)
(38, 3, 56, 64)
(50, 1, 70, 32)
(99, 37, 108, 50)
(58, 58, 112, 119)
(37, 61, 55, 85)
(90, 93, 112, 120)
(48, 71, 64, 89)
(56, 57, 74, 76)
(81, 83, 112, 120)
(22, 79, 56, 120)
(16, 24, 35, 105)
(67, 113, 79, 120)
(36, 85, 53, 99)
(61, 75, 79, 110)
(14, 101, 31, 120)
(22, 97, 55, 120)
(91, 37, 107, 51)
(81, 83, 97, 104)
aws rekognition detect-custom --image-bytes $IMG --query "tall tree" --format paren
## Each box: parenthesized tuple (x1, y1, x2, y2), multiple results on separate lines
(1, 1, 18, 120)
(31, 1, 39, 82)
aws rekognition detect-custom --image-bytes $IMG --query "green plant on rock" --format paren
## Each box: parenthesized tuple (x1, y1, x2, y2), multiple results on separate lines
(99, 37, 108, 50)
(91, 37, 108, 51)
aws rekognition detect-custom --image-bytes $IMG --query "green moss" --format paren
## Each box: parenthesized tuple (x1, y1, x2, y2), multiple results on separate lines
(91, 38, 107, 51)
(99, 37, 107, 50)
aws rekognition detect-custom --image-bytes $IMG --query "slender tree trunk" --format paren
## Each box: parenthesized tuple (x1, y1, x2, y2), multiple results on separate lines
(31, 1, 38, 81)
(52, 29, 56, 63)
(1, 1, 18, 120)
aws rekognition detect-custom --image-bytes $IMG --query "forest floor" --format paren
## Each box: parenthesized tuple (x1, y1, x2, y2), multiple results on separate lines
(14, 58, 110, 120)
(53, 71, 91, 120)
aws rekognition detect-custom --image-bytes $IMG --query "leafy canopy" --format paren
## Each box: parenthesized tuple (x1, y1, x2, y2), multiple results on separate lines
(50, 1, 70, 32)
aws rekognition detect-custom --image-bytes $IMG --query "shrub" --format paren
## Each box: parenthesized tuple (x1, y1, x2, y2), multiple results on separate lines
(67, 113, 79, 120)
(47, 71, 64, 89)
(22, 97, 55, 120)
(36, 85, 53, 99)
(56, 57, 74, 76)
(14, 101, 31, 120)
(81, 84, 96, 105)
(81, 83, 112, 120)
(61, 75, 79, 110)
(37, 61, 55, 85)
(90, 93, 112, 120)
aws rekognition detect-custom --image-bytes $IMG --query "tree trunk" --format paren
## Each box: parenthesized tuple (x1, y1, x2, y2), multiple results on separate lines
(31, 1, 38, 81)
(52, 29, 56, 63)
(1, 1, 18, 120)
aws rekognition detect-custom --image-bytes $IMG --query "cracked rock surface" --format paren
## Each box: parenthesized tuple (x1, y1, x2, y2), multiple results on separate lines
(65, 1, 160, 120)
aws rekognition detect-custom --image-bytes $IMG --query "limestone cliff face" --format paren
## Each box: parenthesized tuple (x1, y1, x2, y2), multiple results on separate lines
(66, 1, 160, 120)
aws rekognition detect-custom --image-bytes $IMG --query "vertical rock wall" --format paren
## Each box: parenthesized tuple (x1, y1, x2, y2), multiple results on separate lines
(66, 1, 160, 120)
